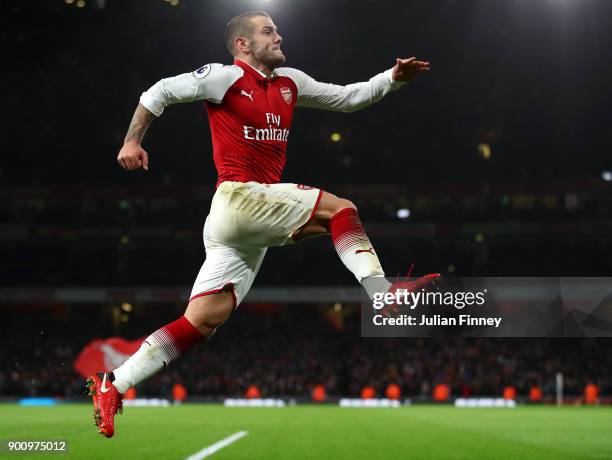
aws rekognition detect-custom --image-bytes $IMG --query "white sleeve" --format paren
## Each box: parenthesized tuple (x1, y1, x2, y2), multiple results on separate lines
(276, 67, 405, 113)
(139, 64, 243, 117)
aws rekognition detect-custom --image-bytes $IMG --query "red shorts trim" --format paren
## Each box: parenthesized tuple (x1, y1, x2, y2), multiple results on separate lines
(189, 282, 237, 309)
(291, 189, 324, 241)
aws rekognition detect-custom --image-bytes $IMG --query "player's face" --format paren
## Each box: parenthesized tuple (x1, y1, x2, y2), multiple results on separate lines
(248, 16, 285, 68)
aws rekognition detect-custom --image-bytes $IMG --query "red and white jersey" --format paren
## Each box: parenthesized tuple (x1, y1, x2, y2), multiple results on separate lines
(140, 59, 404, 186)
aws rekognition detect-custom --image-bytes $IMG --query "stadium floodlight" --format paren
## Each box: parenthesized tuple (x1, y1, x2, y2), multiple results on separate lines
(478, 143, 491, 160)
(396, 208, 411, 219)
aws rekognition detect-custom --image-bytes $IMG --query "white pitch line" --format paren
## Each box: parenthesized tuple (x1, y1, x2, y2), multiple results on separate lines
(185, 431, 248, 460)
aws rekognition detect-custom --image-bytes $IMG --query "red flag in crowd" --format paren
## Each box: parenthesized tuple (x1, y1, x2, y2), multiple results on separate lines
(73, 337, 143, 378)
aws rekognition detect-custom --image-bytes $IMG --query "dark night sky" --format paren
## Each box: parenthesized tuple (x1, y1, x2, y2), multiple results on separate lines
(3, 0, 612, 187)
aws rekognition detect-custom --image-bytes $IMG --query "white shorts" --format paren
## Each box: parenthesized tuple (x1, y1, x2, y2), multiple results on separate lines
(189, 181, 322, 307)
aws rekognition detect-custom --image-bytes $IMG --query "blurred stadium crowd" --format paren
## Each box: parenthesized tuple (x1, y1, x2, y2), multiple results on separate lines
(3, 182, 612, 288)
(2, 306, 610, 400)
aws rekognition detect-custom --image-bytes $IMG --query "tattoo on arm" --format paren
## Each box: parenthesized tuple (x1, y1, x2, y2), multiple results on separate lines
(124, 104, 157, 144)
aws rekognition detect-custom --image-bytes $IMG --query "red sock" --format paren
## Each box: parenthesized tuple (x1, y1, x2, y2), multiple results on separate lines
(151, 316, 205, 359)
(329, 208, 384, 281)
(111, 316, 204, 393)
(329, 208, 367, 257)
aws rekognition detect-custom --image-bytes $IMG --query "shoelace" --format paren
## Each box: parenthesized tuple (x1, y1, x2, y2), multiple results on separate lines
(393, 262, 415, 283)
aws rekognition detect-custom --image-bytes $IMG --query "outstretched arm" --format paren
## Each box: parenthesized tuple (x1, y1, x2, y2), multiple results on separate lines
(279, 56, 430, 113)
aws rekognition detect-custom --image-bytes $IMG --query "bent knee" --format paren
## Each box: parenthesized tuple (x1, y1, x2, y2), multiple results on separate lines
(314, 193, 359, 223)
(335, 198, 357, 213)
(326, 197, 358, 218)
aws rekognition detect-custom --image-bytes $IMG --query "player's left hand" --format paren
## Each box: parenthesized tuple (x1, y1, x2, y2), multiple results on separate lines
(391, 57, 430, 82)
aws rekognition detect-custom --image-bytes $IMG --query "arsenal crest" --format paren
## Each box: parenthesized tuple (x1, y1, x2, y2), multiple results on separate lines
(280, 87, 292, 104)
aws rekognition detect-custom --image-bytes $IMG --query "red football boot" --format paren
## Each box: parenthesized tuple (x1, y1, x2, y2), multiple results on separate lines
(381, 272, 441, 317)
(86, 373, 123, 438)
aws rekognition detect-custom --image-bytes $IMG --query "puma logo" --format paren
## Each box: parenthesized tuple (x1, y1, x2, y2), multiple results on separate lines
(240, 89, 254, 102)
(355, 248, 375, 255)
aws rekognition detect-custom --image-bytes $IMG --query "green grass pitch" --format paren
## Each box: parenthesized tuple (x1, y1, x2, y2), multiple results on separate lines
(2, 404, 611, 459)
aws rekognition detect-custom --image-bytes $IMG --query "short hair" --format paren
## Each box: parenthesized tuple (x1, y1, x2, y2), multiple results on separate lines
(225, 11, 270, 56)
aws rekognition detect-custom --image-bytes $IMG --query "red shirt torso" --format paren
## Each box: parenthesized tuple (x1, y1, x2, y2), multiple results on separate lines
(206, 60, 298, 187)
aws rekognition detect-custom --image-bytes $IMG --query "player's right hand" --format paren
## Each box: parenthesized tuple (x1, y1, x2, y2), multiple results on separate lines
(117, 141, 149, 171)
